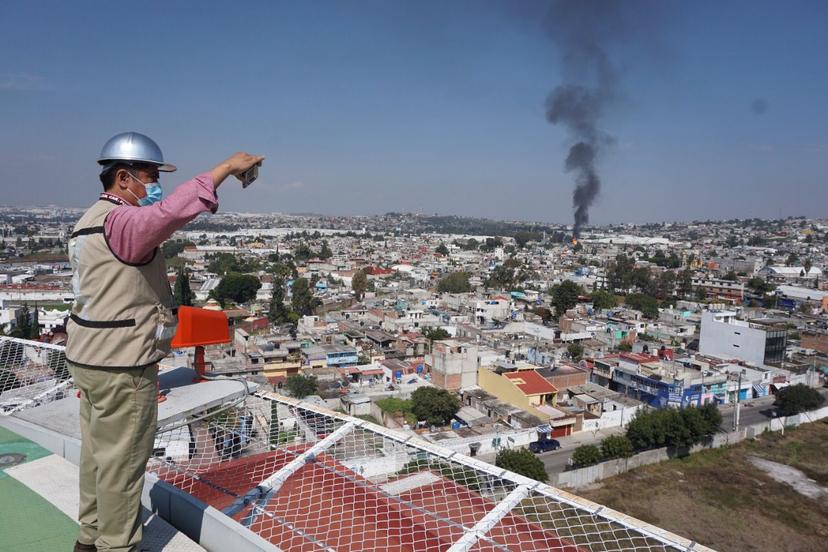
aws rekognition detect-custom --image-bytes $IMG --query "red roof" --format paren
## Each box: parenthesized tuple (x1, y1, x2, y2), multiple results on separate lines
(503, 370, 558, 395)
(156, 449, 581, 551)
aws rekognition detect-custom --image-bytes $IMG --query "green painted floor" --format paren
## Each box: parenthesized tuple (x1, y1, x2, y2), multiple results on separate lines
(0, 426, 79, 551)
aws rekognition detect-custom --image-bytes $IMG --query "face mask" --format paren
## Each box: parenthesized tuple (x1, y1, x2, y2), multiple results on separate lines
(127, 172, 163, 206)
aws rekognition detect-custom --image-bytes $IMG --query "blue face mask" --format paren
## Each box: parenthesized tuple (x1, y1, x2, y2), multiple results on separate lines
(128, 173, 163, 206)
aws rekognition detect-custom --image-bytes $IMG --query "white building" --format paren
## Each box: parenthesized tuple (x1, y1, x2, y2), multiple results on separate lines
(699, 311, 787, 366)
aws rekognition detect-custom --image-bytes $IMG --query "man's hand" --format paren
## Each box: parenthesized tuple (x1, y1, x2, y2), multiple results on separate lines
(211, 152, 265, 189)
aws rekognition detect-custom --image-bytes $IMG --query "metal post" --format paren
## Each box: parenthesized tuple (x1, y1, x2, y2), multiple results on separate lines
(732, 370, 742, 431)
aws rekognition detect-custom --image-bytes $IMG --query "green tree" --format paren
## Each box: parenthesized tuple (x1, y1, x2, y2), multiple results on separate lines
(786, 252, 800, 266)
(410, 387, 460, 426)
(484, 265, 515, 290)
(211, 273, 261, 306)
(437, 272, 472, 293)
(774, 384, 825, 416)
(722, 270, 738, 281)
(293, 243, 313, 262)
(291, 277, 321, 316)
(677, 269, 694, 297)
(617, 341, 633, 352)
(567, 342, 584, 361)
(285, 374, 318, 399)
(513, 231, 542, 248)
(318, 241, 333, 260)
(174, 267, 194, 306)
(162, 239, 193, 259)
(600, 435, 634, 460)
(804, 258, 813, 275)
(352, 270, 369, 300)
(590, 290, 617, 311)
(625, 293, 660, 319)
(435, 243, 449, 256)
(571, 444, 603, 468)
(495, 448, 548, 482)
(268, 276, 294, 324)
(550, 280, 584, 315)
(422, 327, 450, 341)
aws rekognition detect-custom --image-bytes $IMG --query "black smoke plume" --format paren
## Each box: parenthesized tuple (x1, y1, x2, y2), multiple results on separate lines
(543, 0, 661, 238)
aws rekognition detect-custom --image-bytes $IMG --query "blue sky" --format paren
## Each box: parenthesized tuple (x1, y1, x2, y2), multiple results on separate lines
(1, 0, 827, 224)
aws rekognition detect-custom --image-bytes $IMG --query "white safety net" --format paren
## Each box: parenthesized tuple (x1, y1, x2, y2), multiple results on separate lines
(0, 336, 74, 416)
(151, 392, 708, 552)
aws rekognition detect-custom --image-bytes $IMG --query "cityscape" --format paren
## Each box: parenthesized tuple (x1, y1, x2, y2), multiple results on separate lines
(2, 1, 827, 552)
(1, 206, 826, 551)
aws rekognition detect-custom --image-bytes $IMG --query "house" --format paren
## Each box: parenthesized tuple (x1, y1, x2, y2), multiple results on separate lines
(430, 340, 478, 391)
(477, 364, 577, 436)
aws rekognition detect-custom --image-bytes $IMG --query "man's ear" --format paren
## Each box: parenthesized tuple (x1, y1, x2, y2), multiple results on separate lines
(115, 169, 131, 189)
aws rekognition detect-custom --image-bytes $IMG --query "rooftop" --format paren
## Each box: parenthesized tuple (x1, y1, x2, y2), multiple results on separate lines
(0, 336, 711, 551)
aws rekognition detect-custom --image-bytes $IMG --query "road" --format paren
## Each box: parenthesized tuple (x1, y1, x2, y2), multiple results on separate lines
(718, 387, 828, 429)
(478, 425, 627, 476)
(479, 387, 828, 479)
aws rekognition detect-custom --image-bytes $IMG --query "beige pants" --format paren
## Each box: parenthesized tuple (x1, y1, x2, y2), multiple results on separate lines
(70, 362, 158, 552)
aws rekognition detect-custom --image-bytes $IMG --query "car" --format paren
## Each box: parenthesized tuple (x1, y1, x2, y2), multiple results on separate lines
(529, 438, 561, 453)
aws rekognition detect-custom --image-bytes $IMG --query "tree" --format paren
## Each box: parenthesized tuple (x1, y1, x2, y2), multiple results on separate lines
(484, 264, 515, 290)
(600, 435, 634, 460)
(352, 270, 369, 300)
(211, 273, 261, 306)
(567, 342, 584, 361)
(435, 243, 449, 256)
(174, 268, 194, 306)
(437, 272, 472, 293)
(571, 444, 603, 468)
(495, 448, 548, 482)
(722, 270, 738, 281)
(293, 243, 313, 262)
(804, 258, 813, 275)
(550, 280, 584, 315)
(410, 387, 460, 426)
(423, 327, 450, 342)
(285, 374, 318, 399)
(677, 269, 694, 297)
(786, 252, 800, 266)
(617, 341, 633, 352)
(774, 384, 825, 416)
(268, 276, 295, 324)
(624, 293, 659, 319)
(318, 241, 333, 260)
(291, 277, 321, 316)
(590, 290, 617, 311)
(162, 239, 193, 259)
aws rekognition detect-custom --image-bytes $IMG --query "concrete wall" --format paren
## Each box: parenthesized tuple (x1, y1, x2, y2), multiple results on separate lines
(699, 312, 766, 365)
(553, 405, 828, 489)
(581, 404, 645, 432)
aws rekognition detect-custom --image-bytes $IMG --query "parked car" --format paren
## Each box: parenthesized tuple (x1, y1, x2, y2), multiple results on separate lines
(529, 438, 561, 453)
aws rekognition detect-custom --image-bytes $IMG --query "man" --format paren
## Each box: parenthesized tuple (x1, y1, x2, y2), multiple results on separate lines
(66, 132, 263, 552)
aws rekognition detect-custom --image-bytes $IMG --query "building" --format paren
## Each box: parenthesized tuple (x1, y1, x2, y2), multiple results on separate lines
(430, 340, 478, 390)
(692, 278, 744, 304)
(699, 311, 787, 366)
(477, 364, 576, 436)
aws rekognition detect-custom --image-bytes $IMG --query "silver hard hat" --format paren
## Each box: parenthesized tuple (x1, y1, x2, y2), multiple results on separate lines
(97, 132, 177, 173)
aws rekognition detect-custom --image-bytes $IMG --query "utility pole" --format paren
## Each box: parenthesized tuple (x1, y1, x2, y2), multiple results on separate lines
(732, 370, 743, 431)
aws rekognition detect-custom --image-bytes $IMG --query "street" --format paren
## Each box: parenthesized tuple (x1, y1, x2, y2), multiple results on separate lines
(478, 387, 828, 479)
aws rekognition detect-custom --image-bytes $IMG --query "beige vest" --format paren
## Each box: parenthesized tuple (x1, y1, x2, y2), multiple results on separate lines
(66, 198, 177, 368)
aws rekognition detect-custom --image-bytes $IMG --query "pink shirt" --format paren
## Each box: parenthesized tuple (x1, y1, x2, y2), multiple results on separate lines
(103, 172, 218, 264)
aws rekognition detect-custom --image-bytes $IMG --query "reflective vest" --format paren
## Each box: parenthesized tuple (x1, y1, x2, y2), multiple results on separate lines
(66, 198, 177, 368)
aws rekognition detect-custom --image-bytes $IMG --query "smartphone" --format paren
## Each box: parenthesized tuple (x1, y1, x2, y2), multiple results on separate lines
(240, 163, 259, 188)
